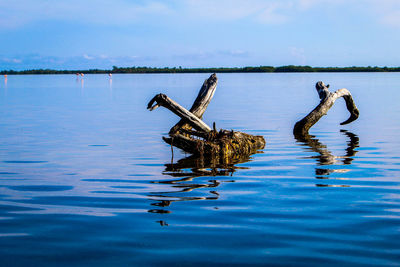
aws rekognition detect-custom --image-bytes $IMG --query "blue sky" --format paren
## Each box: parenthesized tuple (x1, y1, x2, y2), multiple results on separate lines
(0, 0, 400, 70)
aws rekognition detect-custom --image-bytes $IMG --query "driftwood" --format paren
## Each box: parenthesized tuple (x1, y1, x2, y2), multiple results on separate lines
(147, 74, 265, 157)
(293, 81, 359, 137)
(169, 74, 218, 135)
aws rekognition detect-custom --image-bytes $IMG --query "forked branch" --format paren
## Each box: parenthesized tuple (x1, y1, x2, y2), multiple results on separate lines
(169, 73, 218, 134)
(147, 74, 265, 157)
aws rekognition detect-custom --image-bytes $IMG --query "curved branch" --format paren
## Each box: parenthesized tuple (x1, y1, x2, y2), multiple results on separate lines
(335, 89, 359, 125)
(293, 81, 359, 137)
(147, 93, 211, 132)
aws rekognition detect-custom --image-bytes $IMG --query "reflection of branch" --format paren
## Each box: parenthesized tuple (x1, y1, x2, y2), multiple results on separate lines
(341, 129, 359, 165)
(148, 153, 256, 215)
(295, 133, 335, 165)
(295, 130, 359, 166)
(294, 81, 359, 137)
(163, 154, 251, 178)
(295, 130, 359, 183)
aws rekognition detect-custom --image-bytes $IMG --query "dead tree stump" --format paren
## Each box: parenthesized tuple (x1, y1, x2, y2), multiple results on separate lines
(147, 74, 265, 157)
(293, 81, 359, 137)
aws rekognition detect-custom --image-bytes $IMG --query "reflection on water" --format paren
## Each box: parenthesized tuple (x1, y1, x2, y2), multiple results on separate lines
(1, 74, 400, 266)
(148, 154, 255, 215)
(295, 130, 359, 187)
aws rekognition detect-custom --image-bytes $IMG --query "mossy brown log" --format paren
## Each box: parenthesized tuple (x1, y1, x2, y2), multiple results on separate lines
(293, 81, 359, 137)
(147, 74, 265, 157)
(163, 130, 265, 157)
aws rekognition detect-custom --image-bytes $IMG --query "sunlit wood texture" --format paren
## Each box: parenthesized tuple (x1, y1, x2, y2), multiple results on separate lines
(294, 81, 359, 137)
(147, 74, 265, 157)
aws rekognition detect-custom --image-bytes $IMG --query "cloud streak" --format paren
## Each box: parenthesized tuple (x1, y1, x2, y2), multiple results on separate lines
(1, 0, 399, 29)
(0, 54, 154, 70)
(0, 0, 172, 29)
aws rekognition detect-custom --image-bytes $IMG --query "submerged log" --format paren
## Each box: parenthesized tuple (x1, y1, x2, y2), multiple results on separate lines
(293, 81, 359, 137)
(162, 130, 265, 157)
(147, 74, 265, 157)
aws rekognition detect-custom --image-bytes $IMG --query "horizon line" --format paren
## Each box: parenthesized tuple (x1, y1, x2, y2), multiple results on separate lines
(2, 65, 400, 74)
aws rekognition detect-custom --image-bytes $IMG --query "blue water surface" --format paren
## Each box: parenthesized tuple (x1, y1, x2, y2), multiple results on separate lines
(0, 73, 399, 266)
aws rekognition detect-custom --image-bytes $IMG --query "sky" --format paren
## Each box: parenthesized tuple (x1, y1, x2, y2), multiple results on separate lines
(0, 0, 400, 70)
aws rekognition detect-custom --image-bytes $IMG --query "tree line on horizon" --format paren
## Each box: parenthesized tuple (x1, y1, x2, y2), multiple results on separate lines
(1, 65, 400, 75)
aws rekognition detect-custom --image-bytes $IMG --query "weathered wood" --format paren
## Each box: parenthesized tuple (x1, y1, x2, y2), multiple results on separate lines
(169, 73, 218, 134)
(293, 81, 359, 137)
(147, 93, 212, 132)
(163, 130, 265, 157)
(147, 73, 266, 158)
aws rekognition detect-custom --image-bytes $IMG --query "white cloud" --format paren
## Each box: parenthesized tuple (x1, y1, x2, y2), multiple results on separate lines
(297, 0, 345, 9)
(1, 0, 399, 30)
(289, 47, 306, 65)
(0, 57, 22, 63)
(256, 2, 291, 24)
(380, 11, 400, 27)
(369, 0, 400, 27)
(83, 54, 95, 60)
(218, 50, 249, 57)
(183, 0, 293, 24)
(0, 53, 152, 70)
(174, 49, 250, 61)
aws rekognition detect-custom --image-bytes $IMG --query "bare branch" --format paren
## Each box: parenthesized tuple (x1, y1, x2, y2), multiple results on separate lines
(294, 81, 359, 137)
(148, 74, 265, 158)
(169, 73, 218, 134)
(147, 93, 212, 132)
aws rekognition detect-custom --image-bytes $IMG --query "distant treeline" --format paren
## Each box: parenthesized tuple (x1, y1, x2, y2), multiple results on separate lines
(2, 65, 400, 75)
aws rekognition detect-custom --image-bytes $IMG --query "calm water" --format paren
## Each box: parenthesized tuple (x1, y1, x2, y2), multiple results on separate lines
(0, 73, 399, 266)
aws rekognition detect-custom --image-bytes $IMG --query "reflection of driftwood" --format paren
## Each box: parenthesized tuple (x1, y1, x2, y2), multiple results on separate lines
(147, 74, 265, 157)
(148, 153, 255, 215)
(163, 153, 252, 178)
(295, 130, 359, 185)
(294, 81, 359, 137)
(295, 130, 359, 166)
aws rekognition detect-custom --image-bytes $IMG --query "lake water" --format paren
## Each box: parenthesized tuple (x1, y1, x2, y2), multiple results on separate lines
(0, 73, 399, 266)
